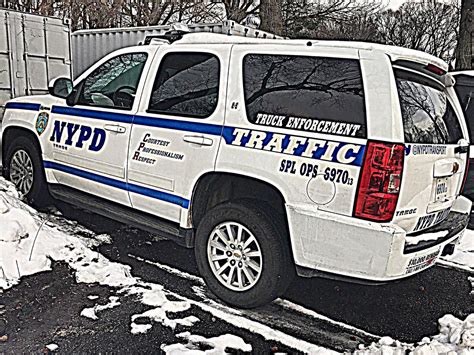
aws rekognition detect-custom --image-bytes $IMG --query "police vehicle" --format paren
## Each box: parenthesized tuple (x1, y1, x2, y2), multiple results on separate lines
(1, 26, 472, 308)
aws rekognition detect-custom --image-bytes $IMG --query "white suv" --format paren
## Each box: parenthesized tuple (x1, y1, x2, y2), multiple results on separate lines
(1, 31, 471, 308)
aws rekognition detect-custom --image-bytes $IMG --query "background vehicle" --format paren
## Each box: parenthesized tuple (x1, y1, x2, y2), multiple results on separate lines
(0, 8, 72, 163)
(452, 71, 474, 202)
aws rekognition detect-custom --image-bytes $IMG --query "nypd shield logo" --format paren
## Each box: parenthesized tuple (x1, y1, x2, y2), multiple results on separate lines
(35, 111, 49, 136)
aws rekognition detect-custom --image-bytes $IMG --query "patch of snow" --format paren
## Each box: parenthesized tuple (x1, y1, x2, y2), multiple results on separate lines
(0, 178, 203, 338)
(438, 229, 474, 272)
(0, 220, 28, 243)
(124, 283, 200, 332)
(45, 343, 58, 351)
(405, 231, 449, 246)
(128, 284, 200, 331)
(80, 307, 99, 320)
(161, 331, 252, 354)
(87, 295, 99, 300)
(356, 313, 474, 354)
(80, 296, 120, 320)
(0, 178, 119, 289)
(166, 289, 337, 354)
(130, 322, 152, 334)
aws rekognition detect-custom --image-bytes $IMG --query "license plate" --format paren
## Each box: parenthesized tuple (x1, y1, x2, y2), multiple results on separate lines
(435, 178, 448, 202)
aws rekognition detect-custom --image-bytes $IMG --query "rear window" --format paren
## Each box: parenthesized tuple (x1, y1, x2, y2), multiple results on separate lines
(242, 54, 366, 138)
(395, 69, 463, 144)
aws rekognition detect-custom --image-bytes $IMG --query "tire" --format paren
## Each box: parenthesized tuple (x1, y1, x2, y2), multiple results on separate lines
(194, 200, 295, 308)
(3, 136, 49, 206)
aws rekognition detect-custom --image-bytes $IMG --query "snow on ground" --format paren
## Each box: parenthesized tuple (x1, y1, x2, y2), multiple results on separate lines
(0, 178, 330, 353)
(1, 176, 473, 354)
(80, 296, 121, 320)
(161, 332, 252, 354)
(355, 314, 474, 355)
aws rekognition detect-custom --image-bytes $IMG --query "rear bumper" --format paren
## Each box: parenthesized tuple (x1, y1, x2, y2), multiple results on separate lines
(286, 196, 471, 282)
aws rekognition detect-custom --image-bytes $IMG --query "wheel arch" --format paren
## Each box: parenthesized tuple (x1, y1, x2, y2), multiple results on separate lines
(2, 126, 43, 168)
(189, 171, 290, 234)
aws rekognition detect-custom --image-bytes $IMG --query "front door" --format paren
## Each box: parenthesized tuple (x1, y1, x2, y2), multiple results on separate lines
(46, 51, 150, 205)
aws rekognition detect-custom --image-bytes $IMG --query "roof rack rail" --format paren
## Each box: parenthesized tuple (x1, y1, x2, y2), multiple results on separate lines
(143, 30, 187, 44)
(141, 20, 283, 45)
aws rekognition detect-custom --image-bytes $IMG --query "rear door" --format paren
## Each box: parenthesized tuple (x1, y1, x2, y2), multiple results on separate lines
(128, 45, 230, 223)
(392, 64, 469, 233)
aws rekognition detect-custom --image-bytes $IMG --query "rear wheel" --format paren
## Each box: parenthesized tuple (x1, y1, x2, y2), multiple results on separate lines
(3, 136, 49, 206)
(194, 201, 294, 308)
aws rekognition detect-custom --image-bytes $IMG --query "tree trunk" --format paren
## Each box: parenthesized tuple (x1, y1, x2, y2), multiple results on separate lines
(455, 0, 472, 70)
(259, 0, 283, 35)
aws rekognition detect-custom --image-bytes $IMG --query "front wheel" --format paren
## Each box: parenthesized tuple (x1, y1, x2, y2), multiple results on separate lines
(194, 201, 295, 308)
(3, 136, 49, 206)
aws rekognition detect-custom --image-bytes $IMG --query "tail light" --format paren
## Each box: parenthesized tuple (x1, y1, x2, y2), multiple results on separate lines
(354, 141, 405, 222)
(425, 63, 446, 76)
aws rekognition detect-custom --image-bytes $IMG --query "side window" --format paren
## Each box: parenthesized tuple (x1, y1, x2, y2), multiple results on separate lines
(78, 53, 148, 110)
(148, 52, 220, 118)
(395, 70, 463, 144)
(242, 54, 366, 138)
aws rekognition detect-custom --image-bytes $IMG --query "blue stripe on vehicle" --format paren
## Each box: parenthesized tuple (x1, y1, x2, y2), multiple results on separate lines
(133, 115, 223, 136)
(5, 102, 41, 111)
(51, 105, 224, 136)
(17, 103, 364, 166)
(51, 106, 134, 124)
(43, 160, 190, 208)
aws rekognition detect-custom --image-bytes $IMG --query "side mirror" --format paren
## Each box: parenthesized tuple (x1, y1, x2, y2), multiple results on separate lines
(65, 81, 84, 107)
(48, 77, 73, 99)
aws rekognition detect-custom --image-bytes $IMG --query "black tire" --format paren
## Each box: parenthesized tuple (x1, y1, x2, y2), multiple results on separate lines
(3, 136, 50, 206)
(194, 200, 295, 308)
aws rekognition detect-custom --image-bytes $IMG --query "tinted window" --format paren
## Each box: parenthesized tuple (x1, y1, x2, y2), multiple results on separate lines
(243, 54, 366, 138)
(148, 53, 220, 118)
(454, 82, 474, 141)
(395, 70, 463, 144)
(78, 53, 147, 110)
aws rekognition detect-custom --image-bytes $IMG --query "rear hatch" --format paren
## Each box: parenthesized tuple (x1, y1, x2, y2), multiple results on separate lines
(392, 61, 469, 234)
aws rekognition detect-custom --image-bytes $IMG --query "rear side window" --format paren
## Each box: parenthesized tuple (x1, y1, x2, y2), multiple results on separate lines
(242, 54, 366, 138)
(395, 69, 463, 144)
(148, 52, 220, 118)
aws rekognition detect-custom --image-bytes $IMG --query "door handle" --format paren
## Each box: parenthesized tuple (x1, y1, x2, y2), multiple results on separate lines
(104, 124, 126, 134)
(183, 135, 213, 146)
